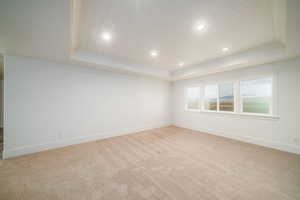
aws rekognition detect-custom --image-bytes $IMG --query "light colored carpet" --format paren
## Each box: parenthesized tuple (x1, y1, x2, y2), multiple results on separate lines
(0, 126, 300, 200)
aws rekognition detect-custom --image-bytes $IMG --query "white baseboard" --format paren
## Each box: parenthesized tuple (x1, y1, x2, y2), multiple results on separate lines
(175, 123, 300, 155)
(3, 122, 171, 159)
(4, 122, 298, 159)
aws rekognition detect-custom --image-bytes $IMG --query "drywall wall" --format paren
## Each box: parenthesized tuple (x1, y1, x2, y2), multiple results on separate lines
(3, 55, 171, 158)
(3, 55, 300, 158)
(172, 57, 300, 154)
(0, 55, 3, 127)
(0, 80, 3, 128)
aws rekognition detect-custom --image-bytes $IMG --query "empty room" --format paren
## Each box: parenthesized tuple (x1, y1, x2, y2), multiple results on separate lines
(0, 0, 300, 199)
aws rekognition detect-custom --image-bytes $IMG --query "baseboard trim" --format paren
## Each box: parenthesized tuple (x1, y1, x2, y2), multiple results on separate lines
(5, 123, 298, 159)
(175, 124, 300, 155)
(3, 123, 171, 159)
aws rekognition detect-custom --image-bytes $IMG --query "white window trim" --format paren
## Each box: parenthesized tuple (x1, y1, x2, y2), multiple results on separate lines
(184, 86, 202, 111)
(187, 109, 279, 120)
(218, 82, 236, 113)
(239, 77, 273, 116)
(184, 74, 279, 120)
(203, 84, 219, 112)
(203, 82, 236, 113)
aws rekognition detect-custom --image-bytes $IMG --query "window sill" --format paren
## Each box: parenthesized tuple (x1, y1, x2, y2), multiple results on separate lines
(185, 109, 280, 121)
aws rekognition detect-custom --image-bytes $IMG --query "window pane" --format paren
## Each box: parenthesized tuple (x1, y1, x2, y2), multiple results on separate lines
(219, 83, 234, 112)
(204, 85, 218, 110)
(240, 78, 272, 114)
(186, 87, 201, 110)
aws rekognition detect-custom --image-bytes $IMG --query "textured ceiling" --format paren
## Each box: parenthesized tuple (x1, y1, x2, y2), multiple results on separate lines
(76, 0, 276, 70)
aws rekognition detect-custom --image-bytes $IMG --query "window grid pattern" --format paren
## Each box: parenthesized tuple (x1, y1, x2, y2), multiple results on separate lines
(185, 77, 272, 116)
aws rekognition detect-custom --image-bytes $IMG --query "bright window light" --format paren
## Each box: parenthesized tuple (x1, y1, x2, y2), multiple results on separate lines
(219, 83, 234, 112)
(186, 87, 201, 110)
(204, 85, 218, 111)
(240, 78, 272, 114)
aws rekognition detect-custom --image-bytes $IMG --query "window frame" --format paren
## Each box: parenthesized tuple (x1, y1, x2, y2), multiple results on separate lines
(184, 74, 278, 119)
(239, 77, 273, 116)
(184, 86, 202, 111)
(201, 82, 236, 113)
(203, 84, 219, 112)
(218, 82, 236, 113)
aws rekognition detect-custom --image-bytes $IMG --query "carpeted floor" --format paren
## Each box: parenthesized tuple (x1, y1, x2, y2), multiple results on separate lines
(0, 126, 300, 200)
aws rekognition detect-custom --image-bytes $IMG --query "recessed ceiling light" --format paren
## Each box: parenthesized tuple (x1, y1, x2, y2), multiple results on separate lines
(222, 47, 229, 52)
(196, 24, 205, 31)
(101, 32, 112, 42)
(178, 62, 184, 67)
(194, 21, 206, 32)
(150, 50, 158, 57)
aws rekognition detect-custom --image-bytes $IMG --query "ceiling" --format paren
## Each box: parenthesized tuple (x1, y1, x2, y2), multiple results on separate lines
(76, 0, 275, 71)
(0, 0, 300, 80)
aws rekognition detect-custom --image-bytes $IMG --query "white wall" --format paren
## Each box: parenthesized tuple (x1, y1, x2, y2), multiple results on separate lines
(172, 57, 300, 154)
(0, 80, 3, 127)
(0, 54, 3, 128)
(3, 55, 171, 158)
(3, 55, 300, 158)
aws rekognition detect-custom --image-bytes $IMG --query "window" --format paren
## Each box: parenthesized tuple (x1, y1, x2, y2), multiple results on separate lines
(219, 83, 234, 112)
(186, 87, 201, 110)
(185, 76, 274, 117)
(204, 85, 218, 111)
(240, 78, 272, 114)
